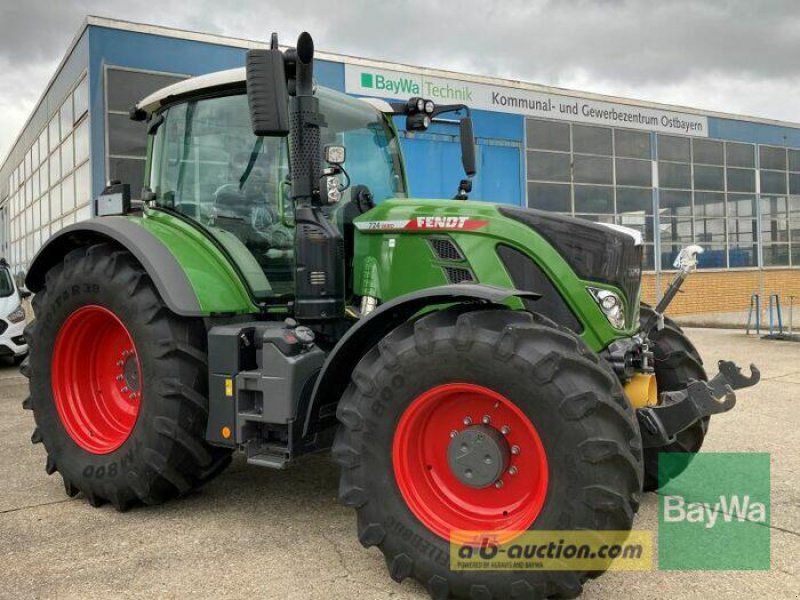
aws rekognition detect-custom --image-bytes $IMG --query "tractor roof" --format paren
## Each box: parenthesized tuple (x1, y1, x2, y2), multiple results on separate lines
(135, 67, 394, 116)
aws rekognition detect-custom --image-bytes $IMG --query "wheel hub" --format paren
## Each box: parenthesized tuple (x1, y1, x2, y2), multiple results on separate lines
(447, 425, 509, 488)
(51, 305, 142, 454)
(122, 354, 140, 394)
(392, 383, 549, 543)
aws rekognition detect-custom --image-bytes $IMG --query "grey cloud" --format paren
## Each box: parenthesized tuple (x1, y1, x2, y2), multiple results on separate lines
(2, 0, 800, 159)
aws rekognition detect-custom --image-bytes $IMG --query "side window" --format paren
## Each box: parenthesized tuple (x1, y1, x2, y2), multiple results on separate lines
(151, 94, 293, 297)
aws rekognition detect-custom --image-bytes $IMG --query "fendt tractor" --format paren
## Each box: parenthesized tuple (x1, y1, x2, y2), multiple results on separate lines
(21, 33, 760, 598)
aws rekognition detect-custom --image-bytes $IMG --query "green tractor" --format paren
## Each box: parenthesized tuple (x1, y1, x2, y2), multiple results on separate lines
(22, 33, 758, 598)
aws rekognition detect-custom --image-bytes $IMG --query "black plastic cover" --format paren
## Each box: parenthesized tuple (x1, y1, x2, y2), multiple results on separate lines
(245, 49, 290, 136)
(499, 206, 642, 326)
(497, 244, 582, 333)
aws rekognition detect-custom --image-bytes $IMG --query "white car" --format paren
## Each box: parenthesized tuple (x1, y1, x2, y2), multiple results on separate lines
(0, 259, 29, 364)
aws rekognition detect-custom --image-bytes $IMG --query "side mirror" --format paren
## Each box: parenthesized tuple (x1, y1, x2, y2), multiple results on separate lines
(460, 117, 477, 177)
(246, 34, 290, 136)
(19, 288, 32, 299)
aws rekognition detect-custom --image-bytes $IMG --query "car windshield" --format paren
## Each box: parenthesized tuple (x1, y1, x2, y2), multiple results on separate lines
(149, 88, 406, 299)
(0, 268, 14, 298)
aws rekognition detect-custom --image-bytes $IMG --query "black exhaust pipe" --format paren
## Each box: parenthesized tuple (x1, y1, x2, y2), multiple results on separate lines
(289, 33, 345, 321)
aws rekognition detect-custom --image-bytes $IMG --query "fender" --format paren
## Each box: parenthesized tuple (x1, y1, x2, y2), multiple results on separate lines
(26, 215, 259, 317)
(301, 284, 540, 438)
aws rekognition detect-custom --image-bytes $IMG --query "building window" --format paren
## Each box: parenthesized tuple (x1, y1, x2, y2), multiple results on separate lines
(527, 118, 800, 272)
(104, 67, 187, 198)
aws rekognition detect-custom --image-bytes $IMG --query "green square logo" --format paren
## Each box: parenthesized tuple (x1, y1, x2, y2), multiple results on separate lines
(658, 452, 770, 570)
(360, 72, 374, 88)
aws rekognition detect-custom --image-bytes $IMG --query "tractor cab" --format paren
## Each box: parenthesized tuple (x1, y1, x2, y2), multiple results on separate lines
(139, 75, 408, 298)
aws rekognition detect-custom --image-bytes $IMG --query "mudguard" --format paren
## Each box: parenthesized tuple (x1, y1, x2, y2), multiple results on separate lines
(302, 284, 540, 438)
(26, 215, 258, 317)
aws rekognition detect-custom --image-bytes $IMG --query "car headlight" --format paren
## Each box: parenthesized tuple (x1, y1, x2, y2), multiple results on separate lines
(7, 304, 26, 324)
(588, 288, 625, 329)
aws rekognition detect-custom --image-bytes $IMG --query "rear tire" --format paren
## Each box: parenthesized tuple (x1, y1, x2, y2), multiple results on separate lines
(334, 307, 643, 599)
(640, 305, 708, 492)
(24, 243, 231, 510)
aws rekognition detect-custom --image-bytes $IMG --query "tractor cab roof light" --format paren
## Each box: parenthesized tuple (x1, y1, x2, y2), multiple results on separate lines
(406, 113, 431, 131)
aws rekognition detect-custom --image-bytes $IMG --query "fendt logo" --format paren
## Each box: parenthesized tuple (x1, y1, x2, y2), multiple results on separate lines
(354, 217, 489, 232)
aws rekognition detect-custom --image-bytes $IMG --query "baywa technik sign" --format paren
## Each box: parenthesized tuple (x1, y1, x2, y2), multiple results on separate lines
(345, 65, 709, 137)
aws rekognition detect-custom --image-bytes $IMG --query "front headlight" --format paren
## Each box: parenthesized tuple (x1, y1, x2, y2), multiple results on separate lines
(588, 288, 625, 329)
(7, 304, 26, 324)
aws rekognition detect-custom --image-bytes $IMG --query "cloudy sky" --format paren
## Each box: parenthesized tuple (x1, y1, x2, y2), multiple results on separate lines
(2, 0, 800, 160)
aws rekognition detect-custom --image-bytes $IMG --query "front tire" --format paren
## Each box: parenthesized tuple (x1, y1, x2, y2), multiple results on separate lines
(334, 307, 643, 599)
(23, 243, 231, 509)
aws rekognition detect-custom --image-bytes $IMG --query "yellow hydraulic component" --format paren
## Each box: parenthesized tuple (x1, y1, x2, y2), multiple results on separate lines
(624, 373, 658, 408)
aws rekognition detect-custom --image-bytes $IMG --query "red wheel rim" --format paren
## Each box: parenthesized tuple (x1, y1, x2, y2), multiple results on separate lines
(51, 305, 142, 454)
(392, 383, 548, 543)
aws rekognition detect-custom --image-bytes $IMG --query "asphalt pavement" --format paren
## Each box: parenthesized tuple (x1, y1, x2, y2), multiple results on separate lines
(0, 328, 797, 599)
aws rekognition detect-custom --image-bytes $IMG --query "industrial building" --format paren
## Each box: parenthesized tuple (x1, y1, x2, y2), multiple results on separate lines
(1, 16, 798, 325)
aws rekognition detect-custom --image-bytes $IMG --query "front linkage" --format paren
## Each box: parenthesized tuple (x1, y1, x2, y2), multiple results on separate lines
(637, 360, 760, 448)
(637, 244, 760, 448)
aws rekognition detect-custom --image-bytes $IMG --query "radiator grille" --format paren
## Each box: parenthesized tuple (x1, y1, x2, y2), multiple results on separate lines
(428, 238, 464, 261)
(443, 267, 475, 284)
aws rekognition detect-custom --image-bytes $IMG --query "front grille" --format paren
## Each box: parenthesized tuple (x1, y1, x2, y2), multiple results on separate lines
(500, 207, 642, 328)
(443, 266, 475, 284)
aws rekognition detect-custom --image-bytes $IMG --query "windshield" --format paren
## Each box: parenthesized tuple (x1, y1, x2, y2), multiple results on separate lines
(149, 88, 405, 299)
(0, 267, 14, 298)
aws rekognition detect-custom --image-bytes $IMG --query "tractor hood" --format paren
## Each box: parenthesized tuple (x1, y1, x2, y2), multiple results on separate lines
(351, 198, 643, 350)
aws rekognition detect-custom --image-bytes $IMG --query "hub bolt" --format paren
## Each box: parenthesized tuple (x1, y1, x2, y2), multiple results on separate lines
(511, 445, 520, 455)
(116, 361, 124, 367)
(500, 425, 511, 435)
(121, 386, 129, 393)
(508, 466, 518, 476)
(482, 415, 491, 425)
(450, 430, 458, 438)
(463, 416, 472, 426)
(495, 480, 504, 489)
(116, 375, 123, 381)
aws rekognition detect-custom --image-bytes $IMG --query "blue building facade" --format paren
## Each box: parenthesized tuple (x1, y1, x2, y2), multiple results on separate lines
(1, 16, 799, 279)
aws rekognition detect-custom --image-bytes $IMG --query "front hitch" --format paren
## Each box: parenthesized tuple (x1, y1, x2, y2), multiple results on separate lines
(637, 360, 760, 448)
